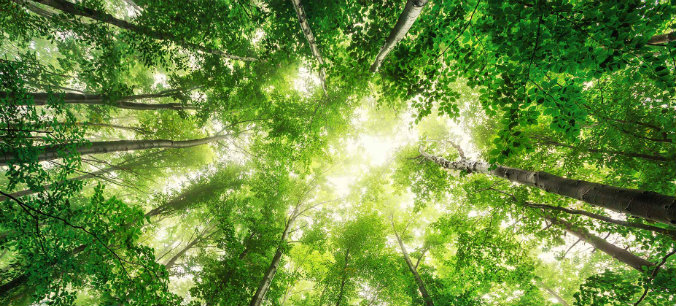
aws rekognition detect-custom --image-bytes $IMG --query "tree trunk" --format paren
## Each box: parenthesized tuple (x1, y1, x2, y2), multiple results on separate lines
(537, 281, 570, 306)
(535, 138, 671, 162)
(23, 91, 196, 110)
(545, 214, 654, 272)
(647, 31, 676, 45)
(25, 0, 256, 61)
(0, 135, 228, 166)
(79, 122, 150, 134)
(289, 0, 327, 93)
(249, 219, 294, 306)
(164, 230, 216, 270)
(0, 166, 114, 201)
(370, 0, 429, 72)
(335, 249, 350, 306)
(419, 151, 676, 225)
(392, 225, 434, 306)
(524, 202, 676, 238)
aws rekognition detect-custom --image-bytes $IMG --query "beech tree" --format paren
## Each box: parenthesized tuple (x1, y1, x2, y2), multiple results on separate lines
(2, 1, 675, 306)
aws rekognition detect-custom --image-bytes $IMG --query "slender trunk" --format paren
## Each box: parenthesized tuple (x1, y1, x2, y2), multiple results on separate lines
(537, 282, 570, 306)
(545, 214, 654, 272)
(647, 31, 676, 45)
(370, 0, 429, 72)
(21, 0, 54, 17)
(535, 138, 671, 162)
(335, 249, 350, 306)
(249, 219, 294, 306)
(6, 91, 196, 110)
(122, 0, 142, 12)
(0, 166, 114, 201)
(0, 135, 228, 166)
(524, 202, 676, 238)
(289, 0, 327, 93)
(392, 226, 434, 306)
(25, 0, 256, 61)
(419, 151, 676, 225)
(165, 231, 216, 269)
(79, 122, 150, 134)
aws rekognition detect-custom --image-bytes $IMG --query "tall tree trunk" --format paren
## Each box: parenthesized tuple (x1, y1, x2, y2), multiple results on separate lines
(370, 0, 429, 72)
(249, 219, 294, 306)
(537, 281, 570, 306)
(0, 135, 228, 166)
(647, 31, 676, 45)
(535, 138, 671, 162)
(19, 91, 196, 110)
(419, 151, 676, 225)
(392, 223, 434, 306)
(79, 122, 150, 134)
(23, 0, 256, 61)
(164, 230, 216, 270)
(335, 249, 350, 306)
(523, 202, 676, 238)
(545, 214, 654, 272)
(289, 0, 327, 94)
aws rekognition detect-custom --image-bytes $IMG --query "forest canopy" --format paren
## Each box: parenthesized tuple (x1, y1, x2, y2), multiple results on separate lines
(1, 0, 675, 305)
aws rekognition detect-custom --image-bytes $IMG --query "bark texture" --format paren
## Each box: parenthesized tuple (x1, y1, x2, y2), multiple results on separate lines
(0, 166, 115, 201)
(545, 215, 654, 272)
(392, 224, 434, 306)
(0, 135, 228, 166)
(370, 0, 429, 72)
(289, 0, 327, 93)
(335, 249, 350, 306)
(26, 0, 256, 61)
(538, 282, 570, 306)
(420, 151, 676, 225)
(164, 231, 216, 269)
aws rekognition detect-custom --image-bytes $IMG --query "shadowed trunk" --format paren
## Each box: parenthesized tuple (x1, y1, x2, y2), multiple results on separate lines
(0, 135, 228, 166)
(392, 222, 434, 306)
(370, 0, 429, 72)
(420, 151, 676, 225)
(16, 91, 196, 110)
(537, 281, 570, 306)
(289, 0, 327, 93)
(647, 31, 676, 45)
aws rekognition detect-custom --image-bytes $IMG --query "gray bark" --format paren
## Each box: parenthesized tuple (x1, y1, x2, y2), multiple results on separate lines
(24, 0, 256, 61)
(289, 0, 327, 93)
(370, 0, 429, 72)
(392, 223, 434, 306)
(249, 219, 294, 306)
(419, 151, 676, 225)
(1, 91, 196, 110)
(538, 282, 570, 306)
(0, 135, 228, 166)
(164, 231, 216, 270)
(545, 214, 654, 272)
(335, 249, 350, 306)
